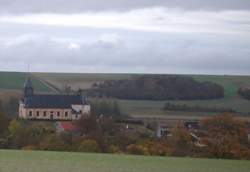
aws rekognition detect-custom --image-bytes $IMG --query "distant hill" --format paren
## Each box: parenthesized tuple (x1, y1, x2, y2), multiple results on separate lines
(1, 71, 250, 117)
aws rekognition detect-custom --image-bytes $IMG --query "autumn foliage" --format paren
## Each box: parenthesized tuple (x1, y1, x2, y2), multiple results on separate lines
(201, 114, 250, 159)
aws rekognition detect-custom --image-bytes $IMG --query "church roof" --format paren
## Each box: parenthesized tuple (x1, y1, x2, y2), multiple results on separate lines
(23, 94, 87, 109)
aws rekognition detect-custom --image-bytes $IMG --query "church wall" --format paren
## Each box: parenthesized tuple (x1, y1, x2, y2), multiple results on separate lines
(21, 108, 72, 120)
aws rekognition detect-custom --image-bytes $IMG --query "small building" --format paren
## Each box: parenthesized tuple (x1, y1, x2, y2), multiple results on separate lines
(55, 121, 78, 133)
(19, 78, 90, 120)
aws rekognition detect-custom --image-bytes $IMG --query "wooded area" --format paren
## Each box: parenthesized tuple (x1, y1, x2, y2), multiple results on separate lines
(88, 75, 224, 100)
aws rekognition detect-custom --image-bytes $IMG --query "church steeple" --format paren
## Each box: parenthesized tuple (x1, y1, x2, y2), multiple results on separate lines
(24, 77, 34, 97)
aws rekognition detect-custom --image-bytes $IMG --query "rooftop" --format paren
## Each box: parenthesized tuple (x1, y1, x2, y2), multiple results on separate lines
(22, 94, 87, 109)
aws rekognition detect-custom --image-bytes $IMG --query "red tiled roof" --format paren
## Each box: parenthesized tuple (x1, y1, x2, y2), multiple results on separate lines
(58, 121, 77, 132)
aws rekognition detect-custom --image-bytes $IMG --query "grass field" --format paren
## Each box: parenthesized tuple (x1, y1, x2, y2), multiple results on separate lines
(0, 72, 52, 92)
(0, 150, 250, 172)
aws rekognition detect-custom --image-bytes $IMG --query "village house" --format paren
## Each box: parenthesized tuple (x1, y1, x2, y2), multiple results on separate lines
(19, 78, 90, 120)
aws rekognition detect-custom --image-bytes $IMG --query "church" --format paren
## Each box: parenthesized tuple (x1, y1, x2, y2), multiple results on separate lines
(18, 78, 90, 120)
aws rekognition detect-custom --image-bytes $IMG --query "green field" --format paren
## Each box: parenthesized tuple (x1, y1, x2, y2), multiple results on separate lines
(0, 150, 249, 172)
(0, 72, 52, 92)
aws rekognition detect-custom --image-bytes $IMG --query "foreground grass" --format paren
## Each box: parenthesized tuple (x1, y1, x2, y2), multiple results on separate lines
(0, 150, 250, 172)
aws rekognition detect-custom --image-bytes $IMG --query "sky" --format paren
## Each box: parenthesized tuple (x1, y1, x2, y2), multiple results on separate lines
(0, 0, 250, 75)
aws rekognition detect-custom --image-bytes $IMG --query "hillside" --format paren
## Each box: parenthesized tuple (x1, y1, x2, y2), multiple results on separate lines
(0, 72, 52, 93)
(33, 72, 250, 115)
(1, 71, 250, 117)
(0, 150, 250, 172)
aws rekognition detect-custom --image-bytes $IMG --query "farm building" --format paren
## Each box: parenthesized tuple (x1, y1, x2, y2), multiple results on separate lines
(19, 78, 90, 120)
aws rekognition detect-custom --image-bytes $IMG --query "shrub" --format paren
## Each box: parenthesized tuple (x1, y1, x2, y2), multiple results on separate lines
(22, 145, 37, 150)
(78, 139, 100, 153)
(168, 127, 193, 156)
(108, 145, 122, 154)
(39, 134, 67, 151)
(126, 144, 148, 155)
(142, 140, 169, 156)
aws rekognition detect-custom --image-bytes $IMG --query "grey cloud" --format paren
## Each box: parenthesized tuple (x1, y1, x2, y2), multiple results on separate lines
(0, 28, 250, 75)
(0, 0, 250, 14)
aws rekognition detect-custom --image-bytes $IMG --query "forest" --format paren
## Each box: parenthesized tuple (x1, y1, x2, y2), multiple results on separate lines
(238, 88, 250, 100)
(88, 75, 224, 100)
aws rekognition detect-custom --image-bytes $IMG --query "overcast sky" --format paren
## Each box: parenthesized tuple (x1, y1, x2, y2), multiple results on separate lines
(0, 0, 250, 75)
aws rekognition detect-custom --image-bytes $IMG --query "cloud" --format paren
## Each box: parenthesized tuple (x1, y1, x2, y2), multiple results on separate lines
(0, 3, 249, 75)
(0, 31, 250, 75)
(0, 0, 250, 14)
(68, 43, 80, 50)
(1, 8, 250, 35)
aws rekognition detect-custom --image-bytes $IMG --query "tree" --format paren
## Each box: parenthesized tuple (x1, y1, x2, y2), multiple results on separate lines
(76, 115, 98, 136)
(0, 111, 9, 136)
(88, 75, 224, 100)
(168, 127, 192, 156)
(8, 119, 21, 136)
(78, 139, 100, 152)
(39, 134, 67, 151)
(201, 113, 250, 159)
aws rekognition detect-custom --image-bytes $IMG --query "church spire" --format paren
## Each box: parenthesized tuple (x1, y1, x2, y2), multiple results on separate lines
(24, 77, 34, 97)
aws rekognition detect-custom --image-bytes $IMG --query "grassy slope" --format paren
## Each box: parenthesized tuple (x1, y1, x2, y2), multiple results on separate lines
(0, 150, 250, 172)
(0, 72, 51, 92)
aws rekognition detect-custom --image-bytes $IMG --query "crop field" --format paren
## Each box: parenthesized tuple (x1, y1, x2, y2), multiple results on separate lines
(0, 150, 249, 172)
(33, 72, 133, 90)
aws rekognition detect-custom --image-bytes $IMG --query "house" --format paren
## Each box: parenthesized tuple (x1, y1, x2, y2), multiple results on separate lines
(19, 78, 90, 120)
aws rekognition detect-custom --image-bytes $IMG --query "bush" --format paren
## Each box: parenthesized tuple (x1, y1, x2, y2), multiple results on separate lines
(39, 134, 67, 151)
(108, 145, 122, 154)
(142, 140, 169, 156)
(22, 145, 37, 150)
(168, 127, 193, 156)
(163, 102, 235, 113)
(126, 144, 148, 155)
(78, 139, 101, 153)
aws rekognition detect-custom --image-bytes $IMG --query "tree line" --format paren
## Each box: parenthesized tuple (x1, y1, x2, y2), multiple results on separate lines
(1, 109, 250, 159)
(88, 75, 224, 100)
(238, 87, 250, 100)
(163, 102, 235, 113)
